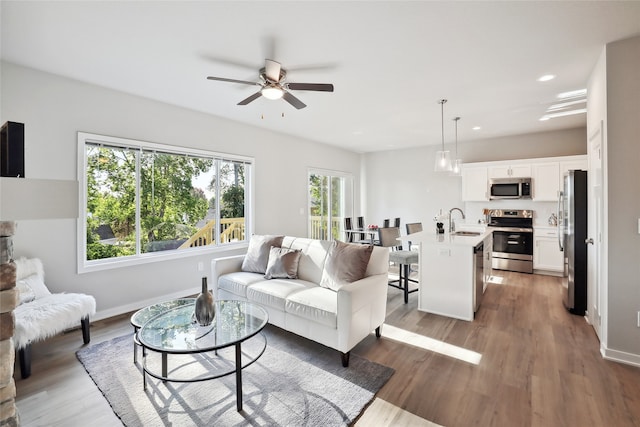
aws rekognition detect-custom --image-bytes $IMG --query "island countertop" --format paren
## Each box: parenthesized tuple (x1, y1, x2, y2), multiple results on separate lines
(398, 229, 491, 247)
(398, 228, 493, 321)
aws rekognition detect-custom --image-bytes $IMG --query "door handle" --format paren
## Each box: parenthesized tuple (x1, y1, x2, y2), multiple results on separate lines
(585, 238, 594, 245)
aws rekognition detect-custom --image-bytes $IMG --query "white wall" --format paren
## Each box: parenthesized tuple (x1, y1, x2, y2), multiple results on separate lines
(362, 128, 586, 233)
(0, 61, 362, 319)
(603, 35, 640, 360)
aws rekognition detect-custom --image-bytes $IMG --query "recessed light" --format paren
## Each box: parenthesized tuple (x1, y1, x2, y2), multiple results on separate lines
(537, 74, 556, 82)
(472, 126, 481, 131)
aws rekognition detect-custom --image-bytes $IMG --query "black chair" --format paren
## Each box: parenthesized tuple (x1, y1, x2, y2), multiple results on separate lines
(394, 217, 401, 228)
(378, 227, 419, 304)
(356, 216, 366, 242)
(344, 217, 354, 242)
(382, 218, 390, 228)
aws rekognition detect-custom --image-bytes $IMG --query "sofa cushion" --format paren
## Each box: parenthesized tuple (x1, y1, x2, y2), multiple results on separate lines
(286, 238, 332, 284)
(264, 247, 302, 279)
(320, 240, 373, 291)
(241, 235, 284, 274)
(246, 279, 315, 311)
(218, 271, 266, 299)
(285, 287, 338, 329)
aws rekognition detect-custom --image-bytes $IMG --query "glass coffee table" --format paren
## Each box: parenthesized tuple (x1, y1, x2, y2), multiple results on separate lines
(130, 298, 196, 364)
(137, 299, 268, 412)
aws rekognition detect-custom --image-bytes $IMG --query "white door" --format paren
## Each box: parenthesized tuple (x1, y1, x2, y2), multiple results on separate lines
(587, 122, 604, 341)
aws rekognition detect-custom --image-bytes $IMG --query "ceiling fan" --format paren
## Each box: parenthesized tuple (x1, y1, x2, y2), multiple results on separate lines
(206, 59, 334, 110)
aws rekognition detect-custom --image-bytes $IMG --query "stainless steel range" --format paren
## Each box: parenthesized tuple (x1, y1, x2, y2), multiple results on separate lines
(488, 209, 533, 274)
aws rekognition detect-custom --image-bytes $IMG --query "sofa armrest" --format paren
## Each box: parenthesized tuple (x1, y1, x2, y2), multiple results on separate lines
(335, 272, 388, 351)
(211, 255, 245, 296)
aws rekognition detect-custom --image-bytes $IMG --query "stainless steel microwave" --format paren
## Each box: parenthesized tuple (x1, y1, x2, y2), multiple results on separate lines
(489, 177, 532, 199)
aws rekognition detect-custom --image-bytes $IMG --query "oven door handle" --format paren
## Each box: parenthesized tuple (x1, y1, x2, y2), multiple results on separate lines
(507, 240, 520, 245)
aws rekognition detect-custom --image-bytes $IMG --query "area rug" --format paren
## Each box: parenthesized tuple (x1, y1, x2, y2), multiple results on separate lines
(77, 325, 394, 426)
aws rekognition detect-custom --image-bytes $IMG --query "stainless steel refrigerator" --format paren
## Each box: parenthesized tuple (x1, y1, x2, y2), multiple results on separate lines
(558, 170, 588, 315)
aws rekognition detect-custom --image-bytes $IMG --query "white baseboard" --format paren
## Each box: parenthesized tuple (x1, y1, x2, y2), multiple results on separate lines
(601, 345, 640, 368)
(91, 287, 200, 322)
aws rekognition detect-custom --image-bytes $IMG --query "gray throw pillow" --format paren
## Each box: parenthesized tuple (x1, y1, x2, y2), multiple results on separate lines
(320, 240, 373, 291)
(241, 235, 285, 274)
(264, 247, 302, 279)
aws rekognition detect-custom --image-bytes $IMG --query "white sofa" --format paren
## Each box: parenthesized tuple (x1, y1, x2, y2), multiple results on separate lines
(211, 236, 389, 366)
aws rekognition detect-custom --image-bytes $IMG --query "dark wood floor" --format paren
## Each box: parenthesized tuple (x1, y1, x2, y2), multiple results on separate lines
(14, 271, 640, 426)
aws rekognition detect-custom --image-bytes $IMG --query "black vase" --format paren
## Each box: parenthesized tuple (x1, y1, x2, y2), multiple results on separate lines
(195, 277, 215, 326)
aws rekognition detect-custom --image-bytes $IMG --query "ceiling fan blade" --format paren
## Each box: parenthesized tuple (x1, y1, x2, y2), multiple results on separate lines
(287, 83, 334, 92)
(207, 76, 259, 86)
(237, 91, 263, 105)
(265, 59, 282, 82)
(282, 92, 307, 110)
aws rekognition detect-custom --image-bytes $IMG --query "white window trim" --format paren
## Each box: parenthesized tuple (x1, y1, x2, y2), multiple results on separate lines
(307, 167, 354, 239)
(76, 132, 254, 274)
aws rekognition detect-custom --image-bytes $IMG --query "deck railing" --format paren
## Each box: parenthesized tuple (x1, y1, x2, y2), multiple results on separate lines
(179, 217, 245, 249)
(309, 216, 344, 240)
(181, 216, 344, 248)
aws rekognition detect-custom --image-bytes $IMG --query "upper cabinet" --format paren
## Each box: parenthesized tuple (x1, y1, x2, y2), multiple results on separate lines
(532, 163, 560, 201)
(488, 164, 532, 179)
(461, 166, 488, 201)
(462, 155, 587, 202)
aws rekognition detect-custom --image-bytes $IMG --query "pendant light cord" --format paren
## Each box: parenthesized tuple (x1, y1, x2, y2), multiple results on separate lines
(440, 99, 447, 150)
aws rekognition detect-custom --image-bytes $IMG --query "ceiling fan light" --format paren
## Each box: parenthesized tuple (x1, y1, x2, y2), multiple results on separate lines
(261, 86, 284, 100)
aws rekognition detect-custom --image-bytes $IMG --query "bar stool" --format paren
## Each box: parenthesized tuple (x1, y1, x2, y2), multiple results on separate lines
(378, 227, 419, 304)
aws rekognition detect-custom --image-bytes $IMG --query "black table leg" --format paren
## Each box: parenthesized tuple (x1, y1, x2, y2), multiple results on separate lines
(162, 353, 167, 382)
(235, 343, 242, 411)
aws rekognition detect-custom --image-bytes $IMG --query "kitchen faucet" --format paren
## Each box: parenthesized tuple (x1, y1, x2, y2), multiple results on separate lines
(449, 207, 466, 233)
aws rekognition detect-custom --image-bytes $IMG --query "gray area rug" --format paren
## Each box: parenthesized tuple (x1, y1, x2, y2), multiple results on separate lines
(77, 325, 394, 426)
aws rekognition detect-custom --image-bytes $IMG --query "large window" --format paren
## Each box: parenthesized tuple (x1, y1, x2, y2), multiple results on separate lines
(78, 132, 252, 272)
(308, 169, 353, 240)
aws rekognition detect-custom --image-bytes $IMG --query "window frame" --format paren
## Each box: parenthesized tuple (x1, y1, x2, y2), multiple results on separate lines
(76, 132, 254, 274)
(307, 167, 354, 240)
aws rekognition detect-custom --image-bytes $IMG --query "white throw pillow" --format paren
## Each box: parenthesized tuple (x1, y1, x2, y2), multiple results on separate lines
(17, 274, 51, 301)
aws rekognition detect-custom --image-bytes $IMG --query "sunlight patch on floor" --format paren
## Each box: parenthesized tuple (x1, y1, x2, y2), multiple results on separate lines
(487, 275, 504, 284)
(382, 324, 482, 365)
(355, 398, 443, 426)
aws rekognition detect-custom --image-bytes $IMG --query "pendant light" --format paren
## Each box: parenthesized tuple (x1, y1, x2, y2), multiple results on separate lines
(450, 116, 462, 176)
(434, 99, 452, 172)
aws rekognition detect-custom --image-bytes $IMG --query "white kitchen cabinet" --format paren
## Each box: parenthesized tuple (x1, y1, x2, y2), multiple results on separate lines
(488, 164, 531, 179)
(533, 227, 564, 273)
(560, 158, 588, 179)
(461, 166, 488, 201)
(532, 162, 560, 201)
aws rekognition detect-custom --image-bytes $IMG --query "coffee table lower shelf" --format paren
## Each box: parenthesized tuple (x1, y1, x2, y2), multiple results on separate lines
(141, 332, 267, 412)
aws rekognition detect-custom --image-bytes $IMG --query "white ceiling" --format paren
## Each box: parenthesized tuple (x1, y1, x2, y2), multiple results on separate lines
(2, 1, 640, 153)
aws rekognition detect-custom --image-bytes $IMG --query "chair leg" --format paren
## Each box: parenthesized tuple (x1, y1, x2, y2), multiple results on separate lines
(375, 325, 382, 338)
(81, 315, 91, 344)
(403, 264, 410, 304)
(19, 344, 32, 379)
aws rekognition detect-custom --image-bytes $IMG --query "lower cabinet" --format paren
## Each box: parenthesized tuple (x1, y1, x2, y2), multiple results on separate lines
(533, 227, 564, 273)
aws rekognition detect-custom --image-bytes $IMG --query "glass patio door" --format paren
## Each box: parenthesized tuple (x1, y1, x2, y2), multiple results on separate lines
(308, 170, 353, 240)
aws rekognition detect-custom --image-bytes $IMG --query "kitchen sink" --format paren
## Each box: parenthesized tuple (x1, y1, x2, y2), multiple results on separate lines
(453, 231, 482, 236)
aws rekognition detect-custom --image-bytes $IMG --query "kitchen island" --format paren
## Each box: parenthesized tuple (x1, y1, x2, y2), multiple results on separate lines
(399, 229, 492, 321)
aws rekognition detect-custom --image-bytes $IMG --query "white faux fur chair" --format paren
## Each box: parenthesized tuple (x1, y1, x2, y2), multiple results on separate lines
(13, 257, 96, 378)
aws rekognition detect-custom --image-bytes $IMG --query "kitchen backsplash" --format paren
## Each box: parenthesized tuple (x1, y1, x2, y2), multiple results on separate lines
(464, 200, 558, 227)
